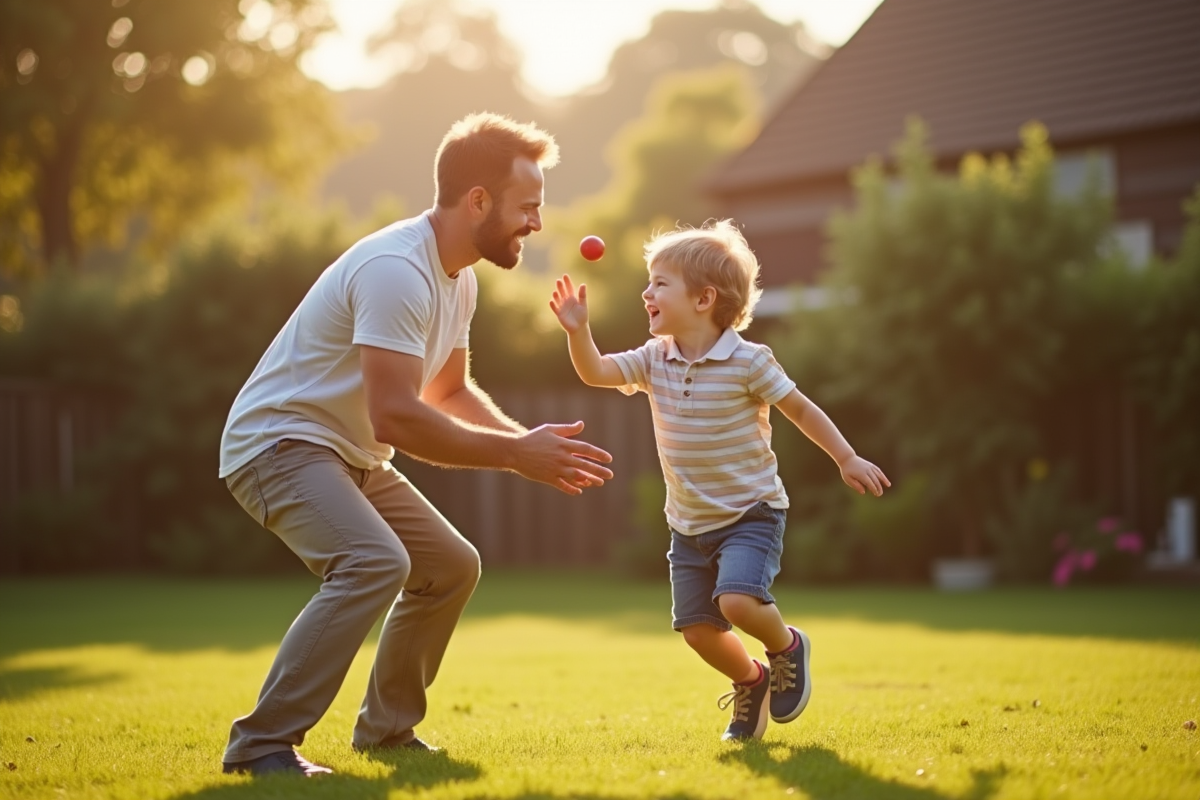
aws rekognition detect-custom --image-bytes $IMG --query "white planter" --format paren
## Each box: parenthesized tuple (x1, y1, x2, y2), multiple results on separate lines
(1167, 497, 1196, 562)
(932, 558, 995, 591)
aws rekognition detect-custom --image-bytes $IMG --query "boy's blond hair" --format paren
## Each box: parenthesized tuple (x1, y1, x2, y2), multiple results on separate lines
(644, 220, 763, 332)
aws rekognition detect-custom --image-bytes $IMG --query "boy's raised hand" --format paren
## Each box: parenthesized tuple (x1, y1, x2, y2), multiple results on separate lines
(840, 455, 891, 497)
(549, 274, 589, 334)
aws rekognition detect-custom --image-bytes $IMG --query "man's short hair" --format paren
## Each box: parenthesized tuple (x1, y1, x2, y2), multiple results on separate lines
(434, 113, 559, 208)
(644, 220, 763, 332)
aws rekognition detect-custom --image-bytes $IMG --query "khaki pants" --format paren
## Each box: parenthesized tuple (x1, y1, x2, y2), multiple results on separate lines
(222, 439, 481, 763)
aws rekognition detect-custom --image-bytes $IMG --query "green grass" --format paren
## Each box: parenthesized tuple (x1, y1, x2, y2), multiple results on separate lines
(1, 574, 1198, 799)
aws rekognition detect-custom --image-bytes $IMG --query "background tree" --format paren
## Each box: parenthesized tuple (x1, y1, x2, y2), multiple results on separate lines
(322, 0, 537, 217)
(547, 64, 761, 353)
(548, 0, 824, 202)
(0, 0, 343, 276)
(319, 0, 821, 216)
(465, 64, 761, 389)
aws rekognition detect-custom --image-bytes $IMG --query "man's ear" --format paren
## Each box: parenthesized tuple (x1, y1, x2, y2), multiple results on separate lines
(466, 185, 491, 220)
(695, 286, 718, 312)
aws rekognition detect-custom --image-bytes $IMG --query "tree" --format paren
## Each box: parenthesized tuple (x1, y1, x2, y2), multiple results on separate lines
(322, 0, 537, 216)
(0, 0, 343, 276)
(549, 1, 824, 201)
(463, 64, 761, 389)
(548, 64, 761, 354)
(320, 0, 824, 214)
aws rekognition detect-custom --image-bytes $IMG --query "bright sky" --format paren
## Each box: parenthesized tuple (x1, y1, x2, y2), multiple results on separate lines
(303, 0, 884, 97)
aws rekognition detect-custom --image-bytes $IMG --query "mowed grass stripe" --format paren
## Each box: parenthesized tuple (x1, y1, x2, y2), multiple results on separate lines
(1, 574, 1197, 799)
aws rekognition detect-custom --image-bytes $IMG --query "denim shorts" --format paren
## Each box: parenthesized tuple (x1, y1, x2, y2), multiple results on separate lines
(668, 502, 786, 631)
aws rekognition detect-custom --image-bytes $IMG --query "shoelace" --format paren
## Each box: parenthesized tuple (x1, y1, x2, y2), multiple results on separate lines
(769, 651, 797, 693)
(717, 684, 752, 723)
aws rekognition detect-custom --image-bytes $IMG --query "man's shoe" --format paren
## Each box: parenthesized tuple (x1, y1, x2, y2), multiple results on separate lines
(398, 736, 440, 753)
(221, 750, 333, 776)
(718, 660, 770, 741)
(353, 735, 440, 753)
(766, 626, 811, 723)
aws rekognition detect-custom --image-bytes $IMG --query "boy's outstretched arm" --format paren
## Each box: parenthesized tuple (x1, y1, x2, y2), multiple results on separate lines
(549, 274, 627, 388)
(775, 389, 891, 497)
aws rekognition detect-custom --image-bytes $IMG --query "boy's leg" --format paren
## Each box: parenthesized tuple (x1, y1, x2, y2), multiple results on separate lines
(709, 503, 811, 724)
(715, 593, 791, 652)
(352, 462, 481, 750)
(679, 622, 758, 683)
(223, 441, 412, 766)
(669, 530, 768, 740)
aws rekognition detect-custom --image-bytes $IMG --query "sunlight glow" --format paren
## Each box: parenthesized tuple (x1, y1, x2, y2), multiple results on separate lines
(181, 54, 214, 86)
(304, 0, 884, 96)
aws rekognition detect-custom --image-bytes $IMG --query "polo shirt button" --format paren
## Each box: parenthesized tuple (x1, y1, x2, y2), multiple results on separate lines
(685, 377, 693, 384)
(683, 390, 691, 397)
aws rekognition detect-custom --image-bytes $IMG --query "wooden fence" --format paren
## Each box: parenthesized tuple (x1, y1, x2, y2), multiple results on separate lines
(0, 380, 663, 568)
(388, 388, 662, 565)
(0, 379, 119, 515)
(0, 378, 1167, 571)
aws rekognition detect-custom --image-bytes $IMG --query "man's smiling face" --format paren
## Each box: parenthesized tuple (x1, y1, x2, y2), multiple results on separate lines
(472, 156, 544, 270)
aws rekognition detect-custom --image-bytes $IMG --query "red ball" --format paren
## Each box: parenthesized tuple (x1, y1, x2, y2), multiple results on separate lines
(579, 235, 606, 262)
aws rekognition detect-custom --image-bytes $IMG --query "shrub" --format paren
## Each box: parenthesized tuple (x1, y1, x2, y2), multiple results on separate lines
(768, 119, 1180, 580)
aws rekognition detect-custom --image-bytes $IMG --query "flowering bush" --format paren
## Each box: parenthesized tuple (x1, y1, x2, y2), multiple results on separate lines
(1052, 516, 1144, 586)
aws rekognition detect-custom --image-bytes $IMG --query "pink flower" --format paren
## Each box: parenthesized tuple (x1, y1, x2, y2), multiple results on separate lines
(1053, 552, 1077, 586)
(1053, 533, 1070, 551)
(1115, 533, 1143, 553)
(1078, 550, 1097, 571)
(1097, 517, 1120, 534)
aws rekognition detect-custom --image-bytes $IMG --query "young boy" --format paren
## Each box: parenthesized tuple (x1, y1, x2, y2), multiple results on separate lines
(549, 220, 890, 741)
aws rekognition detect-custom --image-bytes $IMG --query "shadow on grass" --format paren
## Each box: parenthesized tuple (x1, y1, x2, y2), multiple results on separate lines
(459, 796, 700, 800)
(766, 586, 1200, 645)
(1, 572, 1196, 661)
(0, 577, 321, 658)
(167, 751, 484, 800)
(0, 663, 121, 702)
(464, 574, 1200, 645)
(359, 747, 482, 790)
(723, 742, 1007, 800)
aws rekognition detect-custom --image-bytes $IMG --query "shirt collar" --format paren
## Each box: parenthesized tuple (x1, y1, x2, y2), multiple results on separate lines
(664, 328, 742, 364)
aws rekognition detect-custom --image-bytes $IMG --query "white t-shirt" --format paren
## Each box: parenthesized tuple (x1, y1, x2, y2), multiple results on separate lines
(218, 211, 477, 478)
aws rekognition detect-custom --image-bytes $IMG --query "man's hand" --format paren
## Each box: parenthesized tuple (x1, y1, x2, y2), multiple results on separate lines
(840, 455, 891, 497)
(511, 420, 614, 496)
(549, 274, 589, 334)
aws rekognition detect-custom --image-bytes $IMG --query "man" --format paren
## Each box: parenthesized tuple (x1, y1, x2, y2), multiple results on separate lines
(217, 113, 613, 776)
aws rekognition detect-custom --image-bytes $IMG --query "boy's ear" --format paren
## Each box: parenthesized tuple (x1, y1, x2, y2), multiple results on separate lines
(695, 286, 717, 313)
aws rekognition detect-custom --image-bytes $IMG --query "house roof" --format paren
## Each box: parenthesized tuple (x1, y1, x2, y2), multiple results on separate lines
(708, 0, 1200, 194)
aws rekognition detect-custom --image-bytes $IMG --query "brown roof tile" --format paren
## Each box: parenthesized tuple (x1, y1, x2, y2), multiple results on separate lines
(709, 0, 1200, 193)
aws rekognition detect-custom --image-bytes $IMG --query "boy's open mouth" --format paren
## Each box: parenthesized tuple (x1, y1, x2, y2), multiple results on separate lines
(646, 305, 659, 318)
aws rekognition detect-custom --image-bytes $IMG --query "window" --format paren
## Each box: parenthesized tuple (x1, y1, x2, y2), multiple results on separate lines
(1055, 149, 1116, 198)
(1110, 220, 1154, 269)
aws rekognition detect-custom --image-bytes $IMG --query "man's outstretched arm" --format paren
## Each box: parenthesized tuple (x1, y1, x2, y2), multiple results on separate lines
(361, 345, 611, 495)
(421, 348, 526, 433)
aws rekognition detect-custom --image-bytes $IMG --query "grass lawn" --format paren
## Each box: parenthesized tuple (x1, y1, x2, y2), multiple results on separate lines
(1, 573, 1198, 799)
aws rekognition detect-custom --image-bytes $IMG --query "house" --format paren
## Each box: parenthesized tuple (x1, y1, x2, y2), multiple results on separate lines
(707, 0, 1200, 308)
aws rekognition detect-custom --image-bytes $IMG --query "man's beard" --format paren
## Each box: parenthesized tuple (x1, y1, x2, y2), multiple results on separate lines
(473, 208, 530, 270)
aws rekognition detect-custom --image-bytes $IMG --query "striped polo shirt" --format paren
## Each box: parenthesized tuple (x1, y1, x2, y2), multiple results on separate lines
(610, 328, 796, 536)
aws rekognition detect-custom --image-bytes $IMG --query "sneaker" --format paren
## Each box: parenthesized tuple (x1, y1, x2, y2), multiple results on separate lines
(717, 660, 770, 741)
(221, 750, 333, 776)
(766, 626, 811, 723)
